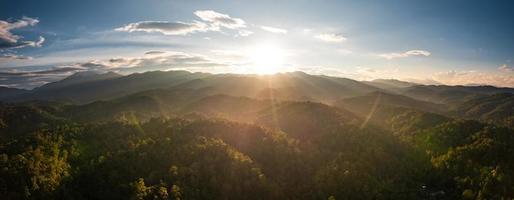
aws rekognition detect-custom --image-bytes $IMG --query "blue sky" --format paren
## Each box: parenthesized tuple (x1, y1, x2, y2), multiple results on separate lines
(1, 0, 513, 88)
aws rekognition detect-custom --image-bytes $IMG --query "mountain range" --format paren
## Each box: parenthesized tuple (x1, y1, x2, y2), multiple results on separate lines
(3, 70, 514, 105)
(2, 70, 513, 125)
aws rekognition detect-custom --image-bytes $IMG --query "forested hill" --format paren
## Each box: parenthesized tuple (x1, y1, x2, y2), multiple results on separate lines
(1, 71, 514, 199)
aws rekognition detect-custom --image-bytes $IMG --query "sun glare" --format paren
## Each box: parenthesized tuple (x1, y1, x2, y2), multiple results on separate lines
(247, 44, 286, 74)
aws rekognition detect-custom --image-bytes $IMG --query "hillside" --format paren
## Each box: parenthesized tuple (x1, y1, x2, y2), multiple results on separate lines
(400, 85, 514, 104)
(362, 79, 418, 92)
(451, 93, 514, 121)
(7, 71, 209, 104)
(175, 71, 383, 103)
(36, 71, 122, 91)
(335, 91, 447, 115)
(0, 87, 27, 99)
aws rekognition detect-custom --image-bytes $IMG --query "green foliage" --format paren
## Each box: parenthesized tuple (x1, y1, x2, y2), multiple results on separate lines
(0, 131, 72, 199)
(1, 88, 514, 199)
(416, 121, 514, 199)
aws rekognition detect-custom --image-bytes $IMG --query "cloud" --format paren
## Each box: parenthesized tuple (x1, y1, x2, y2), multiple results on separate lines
(115, 21, 209, 35)
(1, 50, 231, 88)
(499, 64, 514, 72)
(403, 78, 442, 85)
(0, 66, 84, 89)
(260, 26, 287, 34)
(297, 65, 355, 78)
(0, 53, 33, 60)
(355, 66, 401, 80)
(315, 33, 347, 43)
(0, 16, 39, 43)
(379, 50, 431, 59)
(0, 47, 237, 87)
(194, 10, 246, 29)
(144, 50, 167, 55)
(117, 10, 248, 36)
(432, 70, 514, 87)
(0, 16, 43, 49)
(70, 51, 228, 72)
(34, 36, 45, 47)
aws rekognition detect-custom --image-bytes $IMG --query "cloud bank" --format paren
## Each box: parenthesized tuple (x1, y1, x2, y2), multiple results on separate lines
(379, 50, 431, 59)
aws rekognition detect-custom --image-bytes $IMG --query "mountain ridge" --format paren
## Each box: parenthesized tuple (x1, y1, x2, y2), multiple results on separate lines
(1, 70, 514, 107)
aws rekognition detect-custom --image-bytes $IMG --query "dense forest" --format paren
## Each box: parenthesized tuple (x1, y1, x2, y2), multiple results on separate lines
(1, 71, 514, 199)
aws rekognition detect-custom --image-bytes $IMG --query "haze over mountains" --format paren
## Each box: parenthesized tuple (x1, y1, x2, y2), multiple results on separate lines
(3, 70, 514, 105)
(2, 70, 513, 128)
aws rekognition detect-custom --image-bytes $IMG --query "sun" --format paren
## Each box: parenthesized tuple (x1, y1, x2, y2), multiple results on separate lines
(247, 44, 286, 74)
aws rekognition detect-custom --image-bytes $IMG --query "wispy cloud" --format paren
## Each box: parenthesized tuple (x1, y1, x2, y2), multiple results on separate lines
(116, 10, 248, 36)
(144, 50, 167, 55)
(0, 16, 38, 43)
(499, 64, 514, 72)
(355, 66, 401, 80)
(70, 51, 228, 71)
(0, 66, 84, 89)
(0, 53, 33, 60)
(0, 16, 43, 49)
(378, 50, 431, 59)
(315, 33, 347, 43)
(260, 26, 287, 34)
(194, 10, 246, 29)
(32, 36, 45, 47)
(0, 17, 45, 62)
(115, 21, 210, 35)
(432, 70, 514, 87)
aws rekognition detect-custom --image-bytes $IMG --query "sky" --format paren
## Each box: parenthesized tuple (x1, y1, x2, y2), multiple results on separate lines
(1, 0, 514, 89)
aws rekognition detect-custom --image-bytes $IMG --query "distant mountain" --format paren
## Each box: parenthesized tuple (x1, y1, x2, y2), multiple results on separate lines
(36, 71, 122, 91)
(0, 87, 28, 100)
(3, 70, 514, 107)
(8, 70, 209, 104)
(175, 71, 383, 103)
(63, 87, 214, 121)
(336, 91, 446, 114)
(451, 93, 514, 121)
(362, 79, 418, 91)
(399, 85, 514, 104)
(333, 91, 449, 129)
